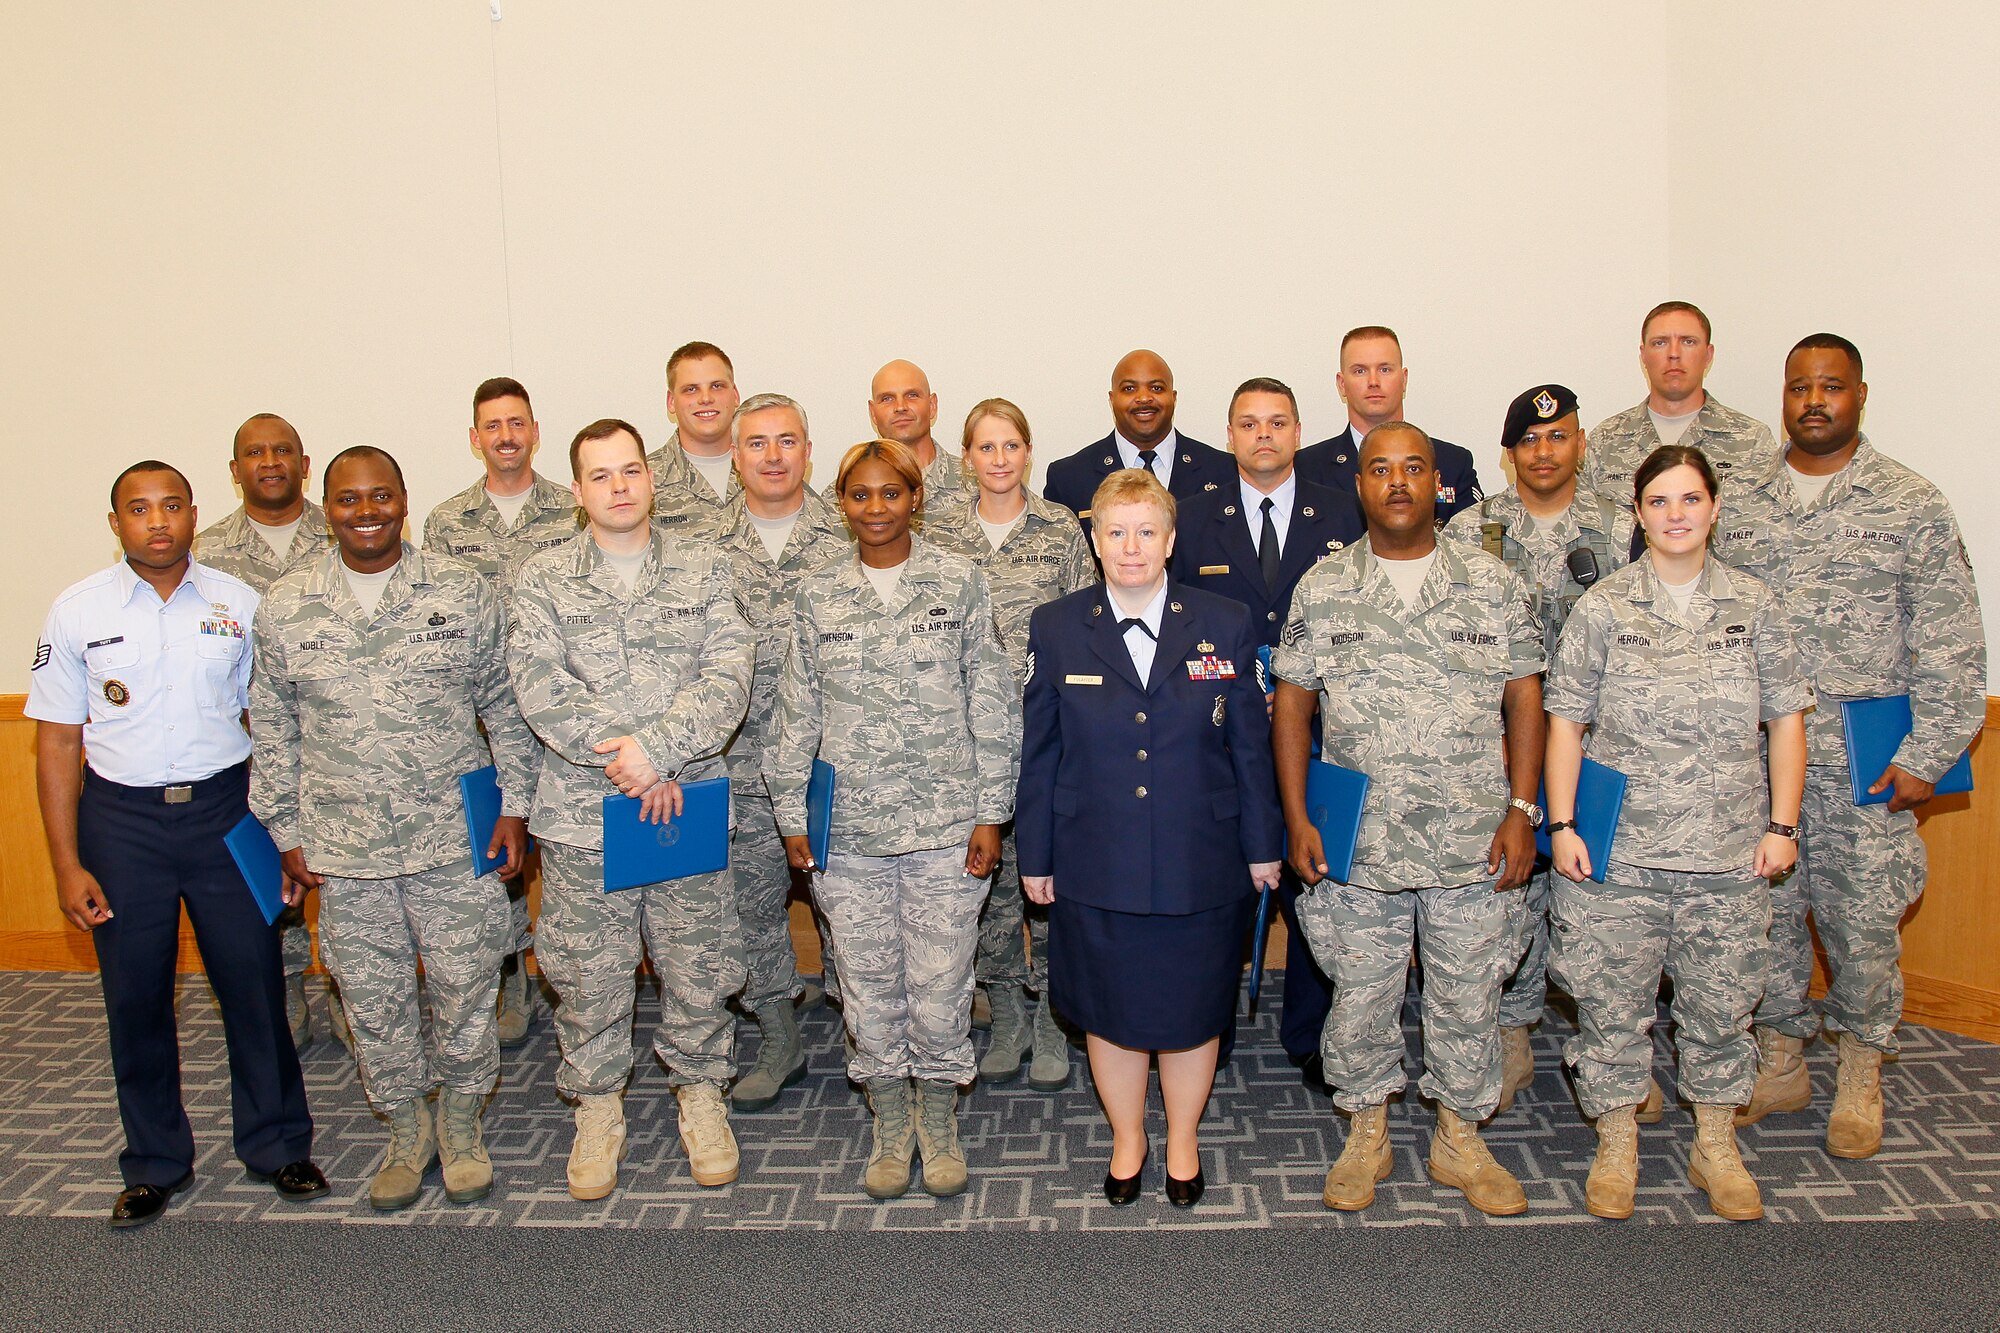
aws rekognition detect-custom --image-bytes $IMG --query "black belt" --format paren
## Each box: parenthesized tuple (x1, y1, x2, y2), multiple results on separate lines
(84, 760, 249, 805)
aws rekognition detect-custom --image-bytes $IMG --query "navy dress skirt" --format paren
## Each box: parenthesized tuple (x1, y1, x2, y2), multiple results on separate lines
(1048, 892, 1256, 1051)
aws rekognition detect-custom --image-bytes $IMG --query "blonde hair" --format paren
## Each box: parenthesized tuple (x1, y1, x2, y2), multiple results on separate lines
(961, 398, 1033, 451)
(1088, 468, 1176, 529)
(834, 437, 925, 505)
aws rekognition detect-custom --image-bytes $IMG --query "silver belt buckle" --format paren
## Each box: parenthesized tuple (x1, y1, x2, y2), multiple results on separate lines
(163, 785, 194, 804)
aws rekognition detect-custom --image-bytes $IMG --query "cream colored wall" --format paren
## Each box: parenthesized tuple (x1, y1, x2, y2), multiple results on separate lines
(1664, 3, 2000, 676)
(0, 2, 1673, 690)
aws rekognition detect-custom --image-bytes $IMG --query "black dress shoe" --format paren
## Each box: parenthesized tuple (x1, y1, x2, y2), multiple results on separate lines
(250, 1159, 330, 1201)
(1297, 1053, 1327, 1092)
(1103, 1150, 1146, 1207)
(109, 1170, 193, 1229)
(1164, 1165, 1206, 1209)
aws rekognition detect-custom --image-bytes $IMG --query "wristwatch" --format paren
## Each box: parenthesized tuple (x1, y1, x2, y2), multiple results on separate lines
(1767, 820, 1800, 840)
(1546, 819, 1578, 835)
(1508, 797, 1545, 828)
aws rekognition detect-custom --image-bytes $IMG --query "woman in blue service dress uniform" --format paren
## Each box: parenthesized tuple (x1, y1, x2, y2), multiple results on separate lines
(1016, 468, 1283, 1208)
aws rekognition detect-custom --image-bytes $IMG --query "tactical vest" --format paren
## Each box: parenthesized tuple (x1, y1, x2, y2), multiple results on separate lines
(1476, 492, 1621, 659)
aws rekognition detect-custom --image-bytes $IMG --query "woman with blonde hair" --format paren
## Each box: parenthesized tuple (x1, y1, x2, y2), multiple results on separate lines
(927, 399, 1095, 1088)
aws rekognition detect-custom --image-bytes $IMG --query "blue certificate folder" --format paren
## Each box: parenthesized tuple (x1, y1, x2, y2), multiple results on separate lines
(601, 777, 730, 892)
(223, 813, 287, 926)
(1842, 695, 1975, 806)
(460, 765, 531, 877)
(807, 759, 836, 868)
(1536, 757, 1629, 883)
(1303, 759, 1370, 884)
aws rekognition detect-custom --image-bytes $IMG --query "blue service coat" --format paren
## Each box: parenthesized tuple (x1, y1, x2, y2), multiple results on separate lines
(1295, 425, 1484, 525)
(1015, 581, 1284, 916)
(1044, 431, 1234, 539)
(1170, 479, 1365, 647)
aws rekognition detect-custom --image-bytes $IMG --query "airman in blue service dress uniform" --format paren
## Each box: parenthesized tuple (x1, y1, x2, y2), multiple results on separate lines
(29, 461, 323, 1228)
(1043, 349, 1234, 539)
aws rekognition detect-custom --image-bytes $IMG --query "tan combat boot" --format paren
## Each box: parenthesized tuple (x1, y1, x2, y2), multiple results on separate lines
(863, 1077, 917, 1199)
(496, 950, 534, 1050)
(1688, 1103, 1763, 1220)
(1825, 1032, 1885, 1160)
(1495, 1027, 1534, 1115)
(1323, 1102, 1393, 1211)
(1026, 998, 1071, 1092)
(676, 1083, 741, 1187)
(1428, 1106, 1528, 1216)
(566, 1092, 627, 1201)
(1636, 1076, 1666, 1124)
(1585, 1104, 1639, 1220)
(1735, 1027, 1812, 1127)
(369, 1097, 437, 1211)
(913, 1079, 968, 1197)
(437, 1088, 493, 1204)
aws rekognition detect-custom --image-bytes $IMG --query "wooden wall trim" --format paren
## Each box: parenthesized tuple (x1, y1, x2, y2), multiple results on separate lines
(0, 695, 24, 722)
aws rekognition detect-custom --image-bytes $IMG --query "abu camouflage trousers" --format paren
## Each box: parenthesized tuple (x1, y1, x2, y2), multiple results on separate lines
(813, 844, 984, 1084)
(731, 782, 839, 1009)
(1756, 764, 1925, 1053)
(974, 826, 1047, 992)
(318, 857, 511, 1113)
(1550, 865, 1768, 1118)
(1297, 878, 1521, 1118)
(1496, 865, 1555, 1029)
(537, 842, 745, 1095)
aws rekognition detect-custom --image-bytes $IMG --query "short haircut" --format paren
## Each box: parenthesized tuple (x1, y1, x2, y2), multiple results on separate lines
(473, 377, 533, 422)
(667, 341, 734, 390)
(961, 397, 1032, 451)
(1089, 468, 1177, 531)
(1789, 331, 1864, 379)
(232, 413, 300, 460)
(1633, 443, 1720, 506)
(1641, 300, 1713, 343)
(1229, 376, 1299, 417)
(110, 460, 192, 509)
(833, 438, 924, 504)
(1339, 325, 1401, 359)
(322, 445, 406, 495)
(732, 392, 810, 443)
(568, 418, 646, 479)
(1359, 420, 1434, 466)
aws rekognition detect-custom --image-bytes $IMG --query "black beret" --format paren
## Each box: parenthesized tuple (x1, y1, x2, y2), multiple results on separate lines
(1501, 384, 1580, 449)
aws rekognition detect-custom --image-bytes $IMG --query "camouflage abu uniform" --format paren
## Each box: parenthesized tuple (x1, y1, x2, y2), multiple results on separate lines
(1582, 397, 1777, 511)
(716, 487, 853, 1009)
(194, 501, 331, 980)
(765, 534, 1021, 1083)
(647, 430, 736, 539)
(1444, 488, 1634, 1030)
(1715, 437, 1985, 1052)
(249, 545, 539, 1111)
(422, 472, 580, 954)
(1273, 537, 1542, 1117)
(508, 529, 752, 1095)
(1543, 555, 1813, 1115)
(928, 489, 1094, 996)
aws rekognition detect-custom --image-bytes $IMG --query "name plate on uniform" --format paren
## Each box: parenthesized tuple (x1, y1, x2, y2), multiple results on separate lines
(1064, 674, 1103, 686)
(1199, 564, 1230, 575)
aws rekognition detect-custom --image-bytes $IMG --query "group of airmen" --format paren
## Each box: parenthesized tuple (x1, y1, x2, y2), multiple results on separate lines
(28, 303, 1986, 1225)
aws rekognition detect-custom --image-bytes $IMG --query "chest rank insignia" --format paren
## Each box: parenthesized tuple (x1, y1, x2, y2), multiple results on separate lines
(104, 679, 130, 707)
(429, 613, 447, 626)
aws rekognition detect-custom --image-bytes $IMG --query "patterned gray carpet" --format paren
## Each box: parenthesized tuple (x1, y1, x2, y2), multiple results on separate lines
(3, 970, 1997, 1230)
